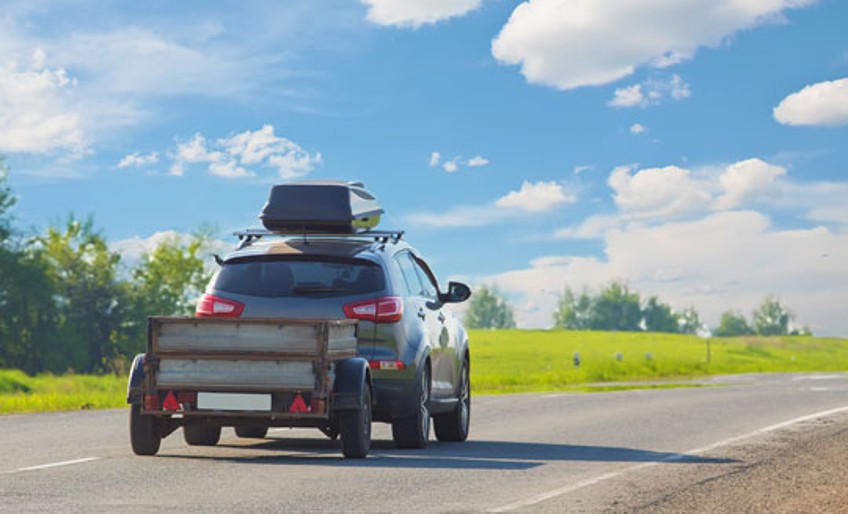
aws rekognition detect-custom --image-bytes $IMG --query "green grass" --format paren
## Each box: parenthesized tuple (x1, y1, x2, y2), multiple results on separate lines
(3, 330, 848, 414)
(0, 369, 126, 414)
(470, 329, 848, 394)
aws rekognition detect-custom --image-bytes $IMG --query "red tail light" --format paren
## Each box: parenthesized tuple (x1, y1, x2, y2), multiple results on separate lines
(343, 296, 403, 323)
(196, 294, 245, 318)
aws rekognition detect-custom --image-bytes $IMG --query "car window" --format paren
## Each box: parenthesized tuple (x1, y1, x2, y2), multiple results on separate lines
(395, 252, 425, 297)
(411, 257, 438, 300)
(213, 256, 385, 298)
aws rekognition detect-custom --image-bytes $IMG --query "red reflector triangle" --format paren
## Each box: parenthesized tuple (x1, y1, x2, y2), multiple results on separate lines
(162, 391, 180, 411)
(289, 394, 308, 413)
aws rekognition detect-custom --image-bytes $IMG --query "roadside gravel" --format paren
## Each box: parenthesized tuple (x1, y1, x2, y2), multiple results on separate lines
(605, 412, 848, 513)
(632, 415, 848, 514)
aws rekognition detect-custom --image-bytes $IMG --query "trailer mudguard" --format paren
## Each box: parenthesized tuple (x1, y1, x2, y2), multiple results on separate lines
(126, 353, 146, 404)
(332, 358, 371, 411)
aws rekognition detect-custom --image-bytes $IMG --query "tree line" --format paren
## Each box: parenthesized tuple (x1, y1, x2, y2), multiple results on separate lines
(465, 281, 806, 337)
(0, 166, 213, 375)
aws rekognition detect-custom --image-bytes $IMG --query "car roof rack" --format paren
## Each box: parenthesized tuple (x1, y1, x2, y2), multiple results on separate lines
(233, 228, 405, 249)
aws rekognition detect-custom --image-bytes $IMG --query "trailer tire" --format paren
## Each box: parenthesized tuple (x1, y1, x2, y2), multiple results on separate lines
(183, 423, 221, 446)
(392, 364, 431, 449)
(339, 383, 371, 459)
(130, 404, 161, 456)
(434, 358, 470, 442)
(235, 424, 269, 439)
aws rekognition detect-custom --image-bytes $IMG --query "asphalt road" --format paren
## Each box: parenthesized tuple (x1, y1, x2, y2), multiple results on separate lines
(3, 372, 848, 512)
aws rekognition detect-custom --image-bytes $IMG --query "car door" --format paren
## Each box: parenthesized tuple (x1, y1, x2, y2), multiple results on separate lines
(395, 252, 453, 399)
(409, 254, 456, 400)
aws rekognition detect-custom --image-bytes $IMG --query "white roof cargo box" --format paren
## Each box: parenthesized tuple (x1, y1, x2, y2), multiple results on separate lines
(258, 181, 384, 234)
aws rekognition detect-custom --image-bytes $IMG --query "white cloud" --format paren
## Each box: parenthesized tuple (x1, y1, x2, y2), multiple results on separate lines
(0, 49, 85, 156)
(492, 0, 814, 90)
(714, 158, 786, 210)
(555, 215, 622, 239)
(118, 151, 159, 169)
(408, 179, 576, 227)
(406, 205, 508, 228)
(608, 165, 712, 219)
(774, 181, 848, 225)
(432, 152, 489, 172)
(773, 77, 848, 127)
(48, 28, 257, 99)
(609, 85, 645, 108)
(629, 124, 648, 135)
(112, 230, 232, 267)
(495, 180, 575, 212)
(609, 75, 691, 108)
(361, 0, 482, 28)
(484, 156, 848, 335)
(168, 125, 321, 180)
(486, 211, 848, 335)
(573, 165, 593, 175)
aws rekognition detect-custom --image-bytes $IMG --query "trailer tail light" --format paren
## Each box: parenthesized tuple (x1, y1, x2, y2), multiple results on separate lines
(143, 394, 160, 410)
(177, 391, 197, 404)
(369, 360, 405, 371)
(343, 297, 403, 323)
(196, 294, 245, 318)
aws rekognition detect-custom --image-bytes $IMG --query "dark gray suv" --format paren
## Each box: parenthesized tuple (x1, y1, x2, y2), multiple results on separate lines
(196, 231, 472, 448)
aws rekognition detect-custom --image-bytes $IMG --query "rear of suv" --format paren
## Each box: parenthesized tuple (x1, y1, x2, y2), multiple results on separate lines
(197, 233, 471, 448)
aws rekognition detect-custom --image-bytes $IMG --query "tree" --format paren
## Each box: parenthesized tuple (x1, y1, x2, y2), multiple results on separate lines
(32, 216, 130, 373)
(464, 286, 516, 329)
(553, 287, 593, 330)
(677, 307, 702, 335)
(713, 311, 753, 337)
(591, 281, 642, 331)
(752, 296, 791, 336)
(122, 233, 215, 359)
(0, 165, 60, 373)
(642, 296, 680, 333)
(131, 232, 213, 317)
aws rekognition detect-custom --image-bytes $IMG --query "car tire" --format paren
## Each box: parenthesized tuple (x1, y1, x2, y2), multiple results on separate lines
(339, 383, 372, 459)
(130, 404, 161, 456)
(392, 364, 431, 449)
(234, 424, 269, 439)
(183, 423, 221, 446)
(434, 359, 470, 442)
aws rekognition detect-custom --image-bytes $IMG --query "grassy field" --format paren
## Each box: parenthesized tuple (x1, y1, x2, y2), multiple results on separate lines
(3, 330, 848, 414)
(471, 329, 848, 394)
(0, 369, 126, 414)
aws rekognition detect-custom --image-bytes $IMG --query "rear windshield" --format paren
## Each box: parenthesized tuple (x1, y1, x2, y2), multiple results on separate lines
(212, 256, 385, 298)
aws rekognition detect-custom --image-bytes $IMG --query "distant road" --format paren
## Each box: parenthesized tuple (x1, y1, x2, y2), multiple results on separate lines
(3, 372, 848, 512)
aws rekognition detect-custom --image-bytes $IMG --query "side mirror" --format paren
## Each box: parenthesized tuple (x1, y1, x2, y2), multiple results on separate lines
(440, 281, 471, 304)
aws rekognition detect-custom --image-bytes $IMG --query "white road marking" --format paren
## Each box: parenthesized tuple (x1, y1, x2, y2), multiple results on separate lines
(17, 457, 101, 472)
(792, 375, 847, 381)
(490, 405, 848, 512)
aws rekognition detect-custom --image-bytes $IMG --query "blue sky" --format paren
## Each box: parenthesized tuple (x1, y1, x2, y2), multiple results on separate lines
(2, 0, 847, 334)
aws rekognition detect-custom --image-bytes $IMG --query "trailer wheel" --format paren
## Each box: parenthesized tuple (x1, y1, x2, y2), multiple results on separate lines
(235, 425, 269, 439)
(434, 358, 470, 442)
(130, 404, 161, 456)
(339, 383, 371, 458)
(183, 423, 221, 446)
